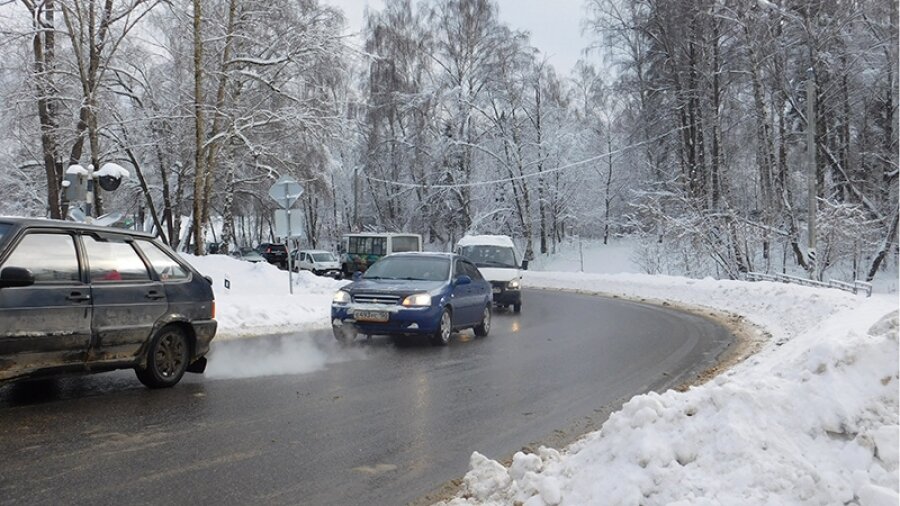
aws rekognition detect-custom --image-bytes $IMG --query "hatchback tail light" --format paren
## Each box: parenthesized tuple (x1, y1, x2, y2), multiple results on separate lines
(266, 247, 272, 253)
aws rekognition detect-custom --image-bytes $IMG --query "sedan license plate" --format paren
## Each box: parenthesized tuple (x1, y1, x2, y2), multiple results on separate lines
(355, 309, 389, 322)
(492, 287, 502, 294)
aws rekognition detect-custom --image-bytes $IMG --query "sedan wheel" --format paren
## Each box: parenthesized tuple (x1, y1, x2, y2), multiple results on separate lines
(333, 324, 357, 344)
(474, 305, 491, 337)
(136, 326, 190, 389)
(432, 308, 452, 346)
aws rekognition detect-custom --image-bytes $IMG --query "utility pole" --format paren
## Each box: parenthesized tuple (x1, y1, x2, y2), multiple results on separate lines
(806, 67, 817, 280)
(758, 2, 819, 280)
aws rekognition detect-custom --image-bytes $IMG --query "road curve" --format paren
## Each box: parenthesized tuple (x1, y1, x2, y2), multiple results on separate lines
(0, 289, 733, 506)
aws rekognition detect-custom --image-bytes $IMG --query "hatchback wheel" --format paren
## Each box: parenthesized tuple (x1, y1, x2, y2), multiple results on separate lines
(136, 326, 190, 389)
(474, 305, 491, 337)
(431, 308, 452, 346)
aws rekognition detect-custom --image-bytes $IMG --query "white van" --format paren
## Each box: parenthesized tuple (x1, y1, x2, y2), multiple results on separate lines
(292, 249, 342, 278)
(455, 235, 528, 313)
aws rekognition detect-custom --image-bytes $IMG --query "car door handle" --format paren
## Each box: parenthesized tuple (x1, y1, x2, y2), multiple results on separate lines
(67, 292, 91, 302)
(145, 291, 165, 300)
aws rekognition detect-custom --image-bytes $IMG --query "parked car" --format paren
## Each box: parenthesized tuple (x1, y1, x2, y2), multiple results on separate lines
(331, 252, 492, 345)
(339, 232, 422, 276)
(0, 217, 216, 388)
(455, 234, 528, 313)
(231, 247, 265, 263)
(292, 249, 342, 278)
(257, 242, 288, 268)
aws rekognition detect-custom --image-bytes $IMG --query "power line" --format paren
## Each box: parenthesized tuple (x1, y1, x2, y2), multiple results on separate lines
(362, 123, 690, 190)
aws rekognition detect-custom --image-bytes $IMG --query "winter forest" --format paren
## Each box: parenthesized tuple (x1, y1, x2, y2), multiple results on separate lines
(0, 0, 896, 283)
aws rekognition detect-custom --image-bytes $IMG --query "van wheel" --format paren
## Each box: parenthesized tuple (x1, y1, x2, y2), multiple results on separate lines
(136, 326, 190, 388)
(474, 305, 491, 337)
(431, 308, 452, 346)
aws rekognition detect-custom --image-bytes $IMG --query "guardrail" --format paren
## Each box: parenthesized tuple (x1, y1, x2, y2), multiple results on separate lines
(744, 272, 873, 297)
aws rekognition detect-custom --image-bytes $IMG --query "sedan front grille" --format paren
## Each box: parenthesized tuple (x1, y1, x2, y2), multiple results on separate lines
(352, 293, 401, 305)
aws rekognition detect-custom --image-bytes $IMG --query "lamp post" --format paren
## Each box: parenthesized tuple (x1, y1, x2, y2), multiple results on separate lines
(806, 67, 817, 280)
(758, 1, 818, 280)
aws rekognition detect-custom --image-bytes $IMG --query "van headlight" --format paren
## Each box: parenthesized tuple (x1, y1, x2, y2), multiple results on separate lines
(333, 290, 350, 304)
(402, 293, 432, 307)
(507, 279, 521, 290)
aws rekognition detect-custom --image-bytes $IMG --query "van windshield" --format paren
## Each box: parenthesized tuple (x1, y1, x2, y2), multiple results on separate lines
(312, 253, 335, 262)
(458, 245, 517, 269)
(0, 224, 9, 243)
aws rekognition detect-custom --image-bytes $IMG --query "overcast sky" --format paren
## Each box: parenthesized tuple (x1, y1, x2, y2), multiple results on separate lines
(327, 0, 594, 76)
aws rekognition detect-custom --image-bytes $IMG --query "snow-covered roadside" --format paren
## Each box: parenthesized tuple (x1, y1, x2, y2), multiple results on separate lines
(439, 272, 899, 506)
(180, 254, 344, 339)
(178, 254, 899, 504)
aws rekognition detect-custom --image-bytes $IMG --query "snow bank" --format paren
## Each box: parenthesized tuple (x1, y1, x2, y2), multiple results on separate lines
(180, 254, 345, 339)
(439, 272, 899, 506)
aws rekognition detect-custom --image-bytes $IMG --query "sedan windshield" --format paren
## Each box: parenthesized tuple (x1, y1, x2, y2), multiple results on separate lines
(458, 245, 517, 268)
(364, 256, 450, 281)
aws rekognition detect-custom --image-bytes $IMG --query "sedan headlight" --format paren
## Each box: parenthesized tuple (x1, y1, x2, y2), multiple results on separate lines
(507, 279, 521, 290)
(402, 293, 432, 307)
(332, 290, 350, 304)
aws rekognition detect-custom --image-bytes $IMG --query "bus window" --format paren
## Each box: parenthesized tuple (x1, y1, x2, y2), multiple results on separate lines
(391, 236, 419, 253)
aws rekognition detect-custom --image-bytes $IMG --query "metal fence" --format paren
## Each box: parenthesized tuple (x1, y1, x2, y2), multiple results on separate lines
(743, 272, 873, 297)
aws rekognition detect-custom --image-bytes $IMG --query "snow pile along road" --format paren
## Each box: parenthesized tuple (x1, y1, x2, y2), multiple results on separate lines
(181, 254, 345, 339)
(440, 272, 899, 506)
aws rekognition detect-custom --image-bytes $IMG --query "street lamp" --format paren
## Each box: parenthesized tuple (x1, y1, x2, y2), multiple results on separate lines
(757, 1, 818, 279)
(806, 67, 817, 280)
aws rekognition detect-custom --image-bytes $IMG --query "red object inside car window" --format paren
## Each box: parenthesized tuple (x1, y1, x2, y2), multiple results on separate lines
(102, 270, 122, 281)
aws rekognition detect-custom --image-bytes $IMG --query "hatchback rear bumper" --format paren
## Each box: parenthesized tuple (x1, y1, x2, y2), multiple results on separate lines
(192, 319, 217, 358)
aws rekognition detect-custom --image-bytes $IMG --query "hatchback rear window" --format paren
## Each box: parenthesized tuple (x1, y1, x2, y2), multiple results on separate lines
(137, 240, 189, 282)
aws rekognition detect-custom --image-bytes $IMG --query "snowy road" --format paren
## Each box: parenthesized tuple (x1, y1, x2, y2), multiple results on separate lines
(0, 289, 732, 505)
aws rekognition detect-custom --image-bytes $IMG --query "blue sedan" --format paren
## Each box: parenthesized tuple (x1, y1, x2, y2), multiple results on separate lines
(331, 252, 492, 345)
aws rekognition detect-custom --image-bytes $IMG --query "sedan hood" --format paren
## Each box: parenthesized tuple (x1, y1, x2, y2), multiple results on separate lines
(478, 267, 520, 283)
(348, 278, 445, 295)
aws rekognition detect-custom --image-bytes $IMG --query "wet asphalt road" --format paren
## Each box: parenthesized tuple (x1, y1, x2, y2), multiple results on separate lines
(0, 289, 733, 506)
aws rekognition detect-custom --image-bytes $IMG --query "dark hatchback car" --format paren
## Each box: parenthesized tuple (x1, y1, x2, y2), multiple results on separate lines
(331, 252, 492, 345)
(0, 217, 216, 388)
(257, 242, 288, 268)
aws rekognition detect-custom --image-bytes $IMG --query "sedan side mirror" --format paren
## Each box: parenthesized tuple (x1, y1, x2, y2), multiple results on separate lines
(0, 267, 35, 288)
(521, 260, 529, 271)
(455, 275, 472, 286)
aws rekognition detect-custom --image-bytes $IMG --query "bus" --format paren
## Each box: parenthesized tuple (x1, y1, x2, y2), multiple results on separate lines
(339, 233, 423, 276)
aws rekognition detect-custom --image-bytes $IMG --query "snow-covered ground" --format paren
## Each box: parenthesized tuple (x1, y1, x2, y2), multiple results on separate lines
(181, 254, 345, 339)
(182, 245, 899, 506)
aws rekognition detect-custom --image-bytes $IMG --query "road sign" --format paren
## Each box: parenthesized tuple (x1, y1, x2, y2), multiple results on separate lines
(268, 176, 304, 209)
(274, 209, 304, 238)
(267, 176, 303, 295)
